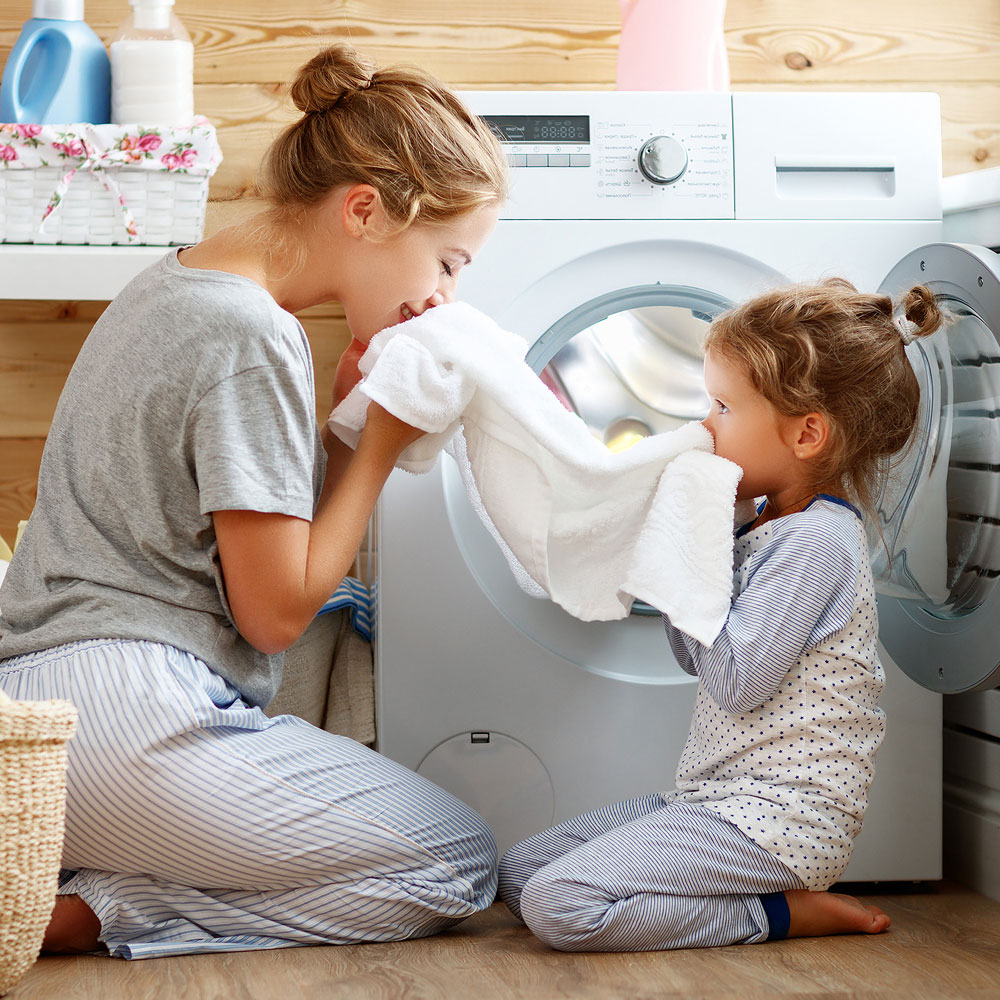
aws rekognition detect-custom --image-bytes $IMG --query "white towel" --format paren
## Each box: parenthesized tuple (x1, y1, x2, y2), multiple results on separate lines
(329, 302, 742, 646)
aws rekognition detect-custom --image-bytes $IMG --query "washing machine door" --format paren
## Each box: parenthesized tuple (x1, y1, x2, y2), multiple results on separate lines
(443, 238, 784, 682)
(504, 237, 786, 451)
(874, 242, 1000, 693)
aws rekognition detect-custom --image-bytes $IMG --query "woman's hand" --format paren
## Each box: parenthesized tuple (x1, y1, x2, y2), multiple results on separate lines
(332, 337, 369, 409)
(324, 336, 373, 465)
(362, 401, 425, 453)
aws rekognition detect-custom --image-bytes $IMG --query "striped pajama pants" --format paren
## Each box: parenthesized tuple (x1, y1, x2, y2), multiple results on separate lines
(0, 639, 497, 959)
(498, 795, 805, 951)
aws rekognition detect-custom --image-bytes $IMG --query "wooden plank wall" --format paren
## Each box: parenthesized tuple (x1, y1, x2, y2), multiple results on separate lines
(1, 0, 998, 544)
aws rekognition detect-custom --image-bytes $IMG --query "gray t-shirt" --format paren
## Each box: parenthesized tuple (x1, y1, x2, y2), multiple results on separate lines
(0, 250, 325, 707)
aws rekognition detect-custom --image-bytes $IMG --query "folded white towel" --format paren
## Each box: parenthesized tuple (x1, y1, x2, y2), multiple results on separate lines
(329, 302, 742, 646)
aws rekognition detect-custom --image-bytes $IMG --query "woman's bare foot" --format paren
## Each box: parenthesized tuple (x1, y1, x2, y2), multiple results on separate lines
(785, 889, 890, 938)
(41, 894, 102, 953)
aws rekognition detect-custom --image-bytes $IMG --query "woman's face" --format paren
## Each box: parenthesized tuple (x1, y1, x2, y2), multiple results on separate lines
(343, 200, 500, 345)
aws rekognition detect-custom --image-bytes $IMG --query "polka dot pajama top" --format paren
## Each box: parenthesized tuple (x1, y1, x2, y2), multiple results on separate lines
(663, 495, 885, 890)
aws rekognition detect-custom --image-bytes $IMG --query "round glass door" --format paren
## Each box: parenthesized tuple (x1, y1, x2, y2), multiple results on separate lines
(528, 286, 717, 446)
(875, 242, 1000, 692)
(443, 238, 784, 682)
(442, 286, 721, 679)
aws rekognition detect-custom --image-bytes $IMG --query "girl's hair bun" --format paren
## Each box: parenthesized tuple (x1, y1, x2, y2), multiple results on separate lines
(289, 43, 376, 114)
(902, 284, 943, 339)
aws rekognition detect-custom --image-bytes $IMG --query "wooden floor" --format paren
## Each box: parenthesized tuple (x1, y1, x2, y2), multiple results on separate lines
(7, 882, 1000, 1000)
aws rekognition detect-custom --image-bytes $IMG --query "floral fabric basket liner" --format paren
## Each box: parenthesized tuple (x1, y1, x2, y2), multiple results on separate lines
(0, 116, 222, 245)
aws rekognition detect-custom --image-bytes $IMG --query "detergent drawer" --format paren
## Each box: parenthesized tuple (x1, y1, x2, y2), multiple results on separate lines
(733, 92, 941, 222)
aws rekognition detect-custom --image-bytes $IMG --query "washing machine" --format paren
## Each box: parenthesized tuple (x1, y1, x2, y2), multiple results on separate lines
(375, 92, 1000, 882)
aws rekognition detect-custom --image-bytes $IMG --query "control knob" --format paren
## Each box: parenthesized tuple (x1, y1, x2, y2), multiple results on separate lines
(638, 135, 688, 185)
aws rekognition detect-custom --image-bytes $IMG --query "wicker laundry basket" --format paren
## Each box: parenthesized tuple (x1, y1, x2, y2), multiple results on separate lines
(0, 688, 77, 996)
(0, 118, 222, 246)
(0, 165, 210, 246)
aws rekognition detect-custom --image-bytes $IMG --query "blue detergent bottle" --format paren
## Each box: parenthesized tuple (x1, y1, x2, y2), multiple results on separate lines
(1, 0, 111, 124)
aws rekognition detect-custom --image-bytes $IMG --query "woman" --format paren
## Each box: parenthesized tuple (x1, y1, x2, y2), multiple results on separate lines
(0, 43, 507, 958)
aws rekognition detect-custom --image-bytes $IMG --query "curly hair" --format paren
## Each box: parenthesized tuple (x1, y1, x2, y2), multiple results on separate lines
(703, 278, 943, 519)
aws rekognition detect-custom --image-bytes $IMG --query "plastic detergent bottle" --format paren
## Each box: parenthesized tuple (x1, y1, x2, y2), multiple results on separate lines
(616, 0, 730, 91)
(0, 0, 112, 124)
(110, 0, 194, 125)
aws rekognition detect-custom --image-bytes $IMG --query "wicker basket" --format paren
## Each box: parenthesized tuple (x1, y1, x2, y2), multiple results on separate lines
(0, 166, 209, 246)
(0, 688, 77, 996)
(0, 118, 222, 246)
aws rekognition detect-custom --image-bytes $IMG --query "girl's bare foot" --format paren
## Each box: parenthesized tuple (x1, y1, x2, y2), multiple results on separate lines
(41, 894, 102, 953)
(785, 889, 890, 938)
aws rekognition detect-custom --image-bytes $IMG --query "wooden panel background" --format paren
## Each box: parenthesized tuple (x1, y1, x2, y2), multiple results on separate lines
(1, 0, 999, 544)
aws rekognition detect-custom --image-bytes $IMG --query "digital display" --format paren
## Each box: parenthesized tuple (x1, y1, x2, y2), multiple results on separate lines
(482, 115, 590, 144)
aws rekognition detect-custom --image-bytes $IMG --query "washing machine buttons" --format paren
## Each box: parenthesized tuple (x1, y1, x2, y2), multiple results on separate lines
(506, 151, 591, 168)
(638, 135, 689, 184)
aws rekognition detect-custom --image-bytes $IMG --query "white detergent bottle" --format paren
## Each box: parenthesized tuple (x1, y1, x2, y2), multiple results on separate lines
(110, 0, 193, 125)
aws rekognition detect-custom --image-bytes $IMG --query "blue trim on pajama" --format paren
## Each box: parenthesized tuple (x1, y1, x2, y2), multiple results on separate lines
(0, 639, 498, 958)
(760, 892, 791, 940)
(497, 795, 805, 952)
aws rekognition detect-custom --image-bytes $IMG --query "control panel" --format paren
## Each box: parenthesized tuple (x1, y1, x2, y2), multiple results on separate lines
(462, 92, 735, 220)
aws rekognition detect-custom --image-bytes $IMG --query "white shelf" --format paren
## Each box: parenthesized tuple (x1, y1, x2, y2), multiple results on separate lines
(0, 244, 171, 300)
(942, 167, 1000, 248)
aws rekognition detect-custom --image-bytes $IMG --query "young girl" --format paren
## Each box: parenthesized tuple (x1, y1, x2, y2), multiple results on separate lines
(0, 44, 507, 957)
(497, 278, 942, 951)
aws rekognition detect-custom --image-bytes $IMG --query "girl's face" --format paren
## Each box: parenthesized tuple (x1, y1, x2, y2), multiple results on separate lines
(343, 200, 500, 345)
(701, 349, 808, 504)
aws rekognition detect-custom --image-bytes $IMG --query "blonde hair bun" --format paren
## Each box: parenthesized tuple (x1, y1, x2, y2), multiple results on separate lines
(289, 44, 377, 115)
(260, 43, 507, 234)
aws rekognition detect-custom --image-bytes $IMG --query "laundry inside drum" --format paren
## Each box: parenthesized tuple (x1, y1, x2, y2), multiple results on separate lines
(540, 304, 711, 444)
(604, 417, 654, 453)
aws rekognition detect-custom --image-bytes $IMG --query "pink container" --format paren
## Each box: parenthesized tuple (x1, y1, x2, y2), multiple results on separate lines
(616, 0, 729, 91)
